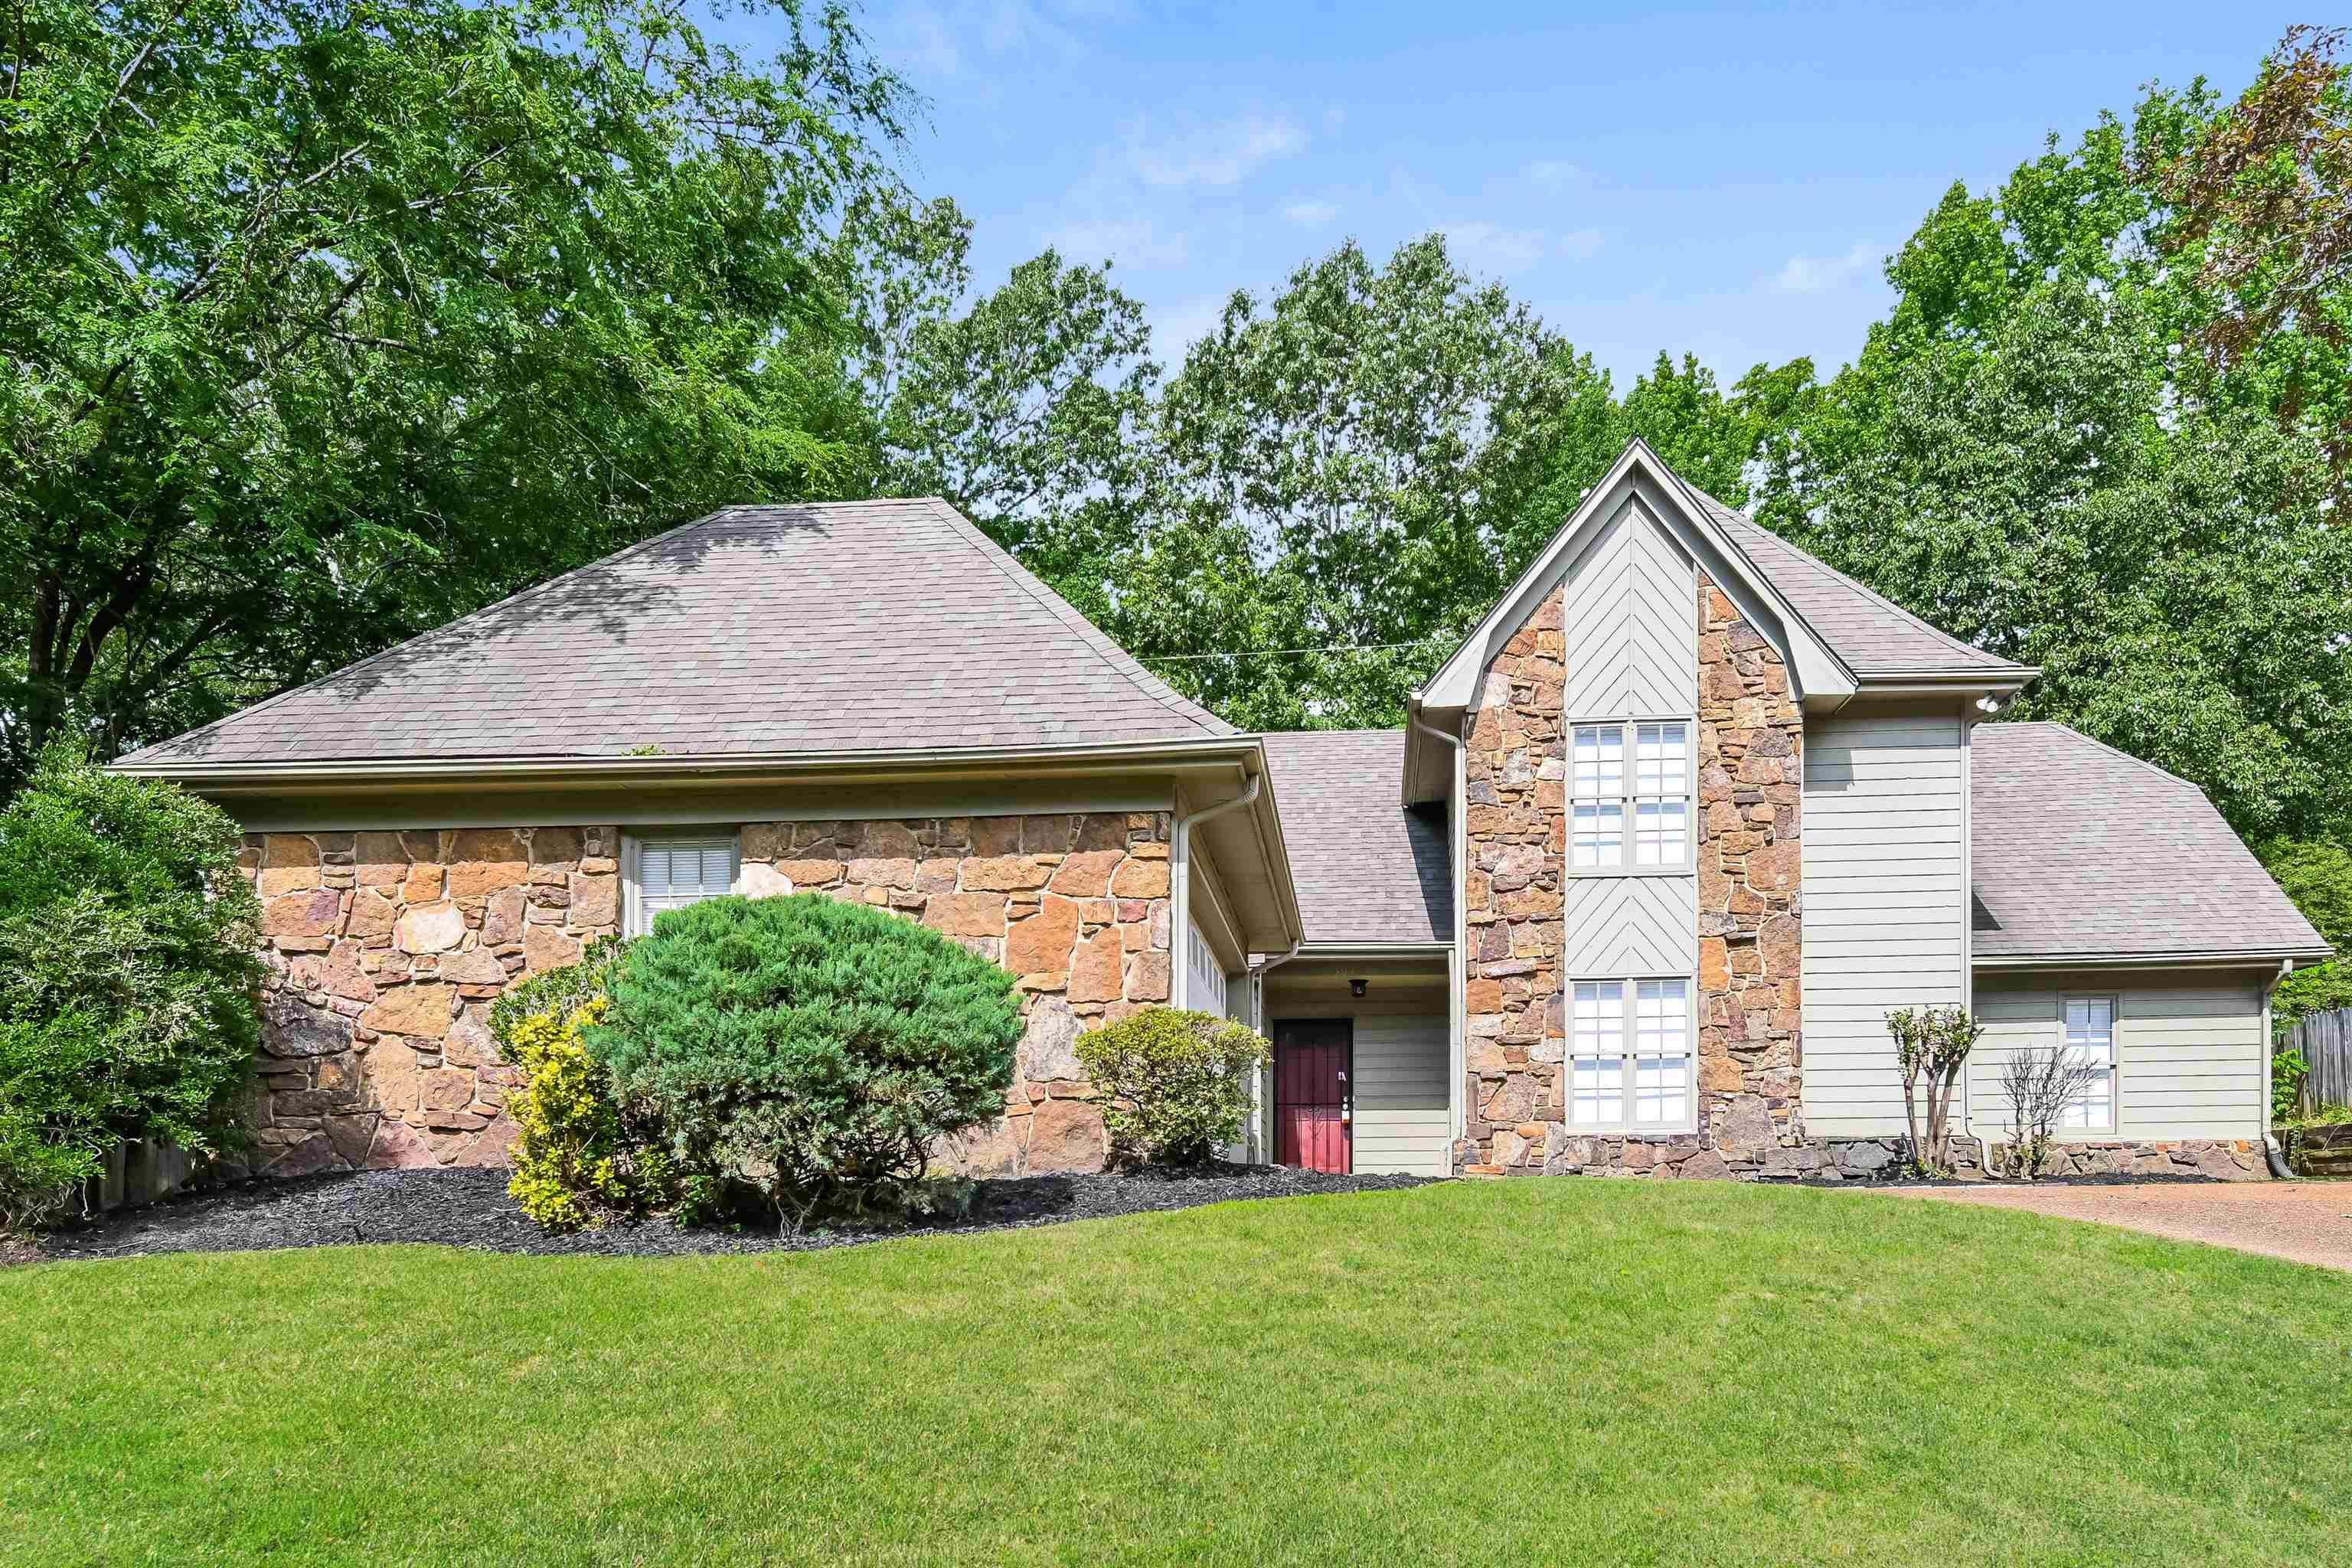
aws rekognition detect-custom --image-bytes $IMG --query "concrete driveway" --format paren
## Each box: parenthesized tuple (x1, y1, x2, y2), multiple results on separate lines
(1888, 1181, 2352, 1272)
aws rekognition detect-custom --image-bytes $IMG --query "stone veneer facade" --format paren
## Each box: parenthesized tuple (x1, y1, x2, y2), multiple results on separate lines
(237, 812, 1171, 1181)
(1457, 571, 1809, 1178)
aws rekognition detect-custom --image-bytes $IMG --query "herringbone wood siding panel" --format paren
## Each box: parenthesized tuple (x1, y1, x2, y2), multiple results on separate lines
(1560, 501, 1697, 721)
(1563, 876, 1697, 978)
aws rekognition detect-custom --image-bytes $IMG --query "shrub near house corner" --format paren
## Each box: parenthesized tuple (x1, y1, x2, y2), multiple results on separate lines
(0, 748, 265, 1228)
(491, 937, 681, 1230)
(586, 893, 1022, 1227)
(1075, 1007, 1271, 1166)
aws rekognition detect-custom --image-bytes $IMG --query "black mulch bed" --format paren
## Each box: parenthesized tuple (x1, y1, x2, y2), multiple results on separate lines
(33, 1164, 1438, 1263)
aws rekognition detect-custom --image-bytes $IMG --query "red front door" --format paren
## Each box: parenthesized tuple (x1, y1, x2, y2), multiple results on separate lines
(1275, 1021, 1353, 1174)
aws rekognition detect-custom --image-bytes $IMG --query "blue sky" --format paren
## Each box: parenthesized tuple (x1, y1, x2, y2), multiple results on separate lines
(831, 2, 2298, 387)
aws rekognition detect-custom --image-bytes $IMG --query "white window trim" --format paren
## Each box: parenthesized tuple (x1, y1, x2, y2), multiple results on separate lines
(622, 830, 742, 937)
(2056, 992, 2119, 1136)
(1566, 715, 1696, 877)
(1566, 972, 1699, 1135)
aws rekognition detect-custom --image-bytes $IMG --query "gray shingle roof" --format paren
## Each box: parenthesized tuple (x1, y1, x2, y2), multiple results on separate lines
(1262, 730, 1452, 945)
(1971, 722, 2328, 962)
(117, 498, 1234, 767)
(1678, 482, 2031, 678)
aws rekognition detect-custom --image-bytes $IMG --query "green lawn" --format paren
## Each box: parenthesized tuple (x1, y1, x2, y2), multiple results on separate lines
(4, 1181, 2347, 1566)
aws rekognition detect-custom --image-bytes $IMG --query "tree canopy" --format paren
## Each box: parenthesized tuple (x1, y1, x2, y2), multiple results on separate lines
(8, 5, 2347, 905)
(1, 0, 953, 786)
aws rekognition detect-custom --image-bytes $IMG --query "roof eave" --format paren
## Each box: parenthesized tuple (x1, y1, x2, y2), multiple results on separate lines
(107, 735, 1271, 797)
(1973, 946, 2335, 971)
(1847, 666, 2040, 701)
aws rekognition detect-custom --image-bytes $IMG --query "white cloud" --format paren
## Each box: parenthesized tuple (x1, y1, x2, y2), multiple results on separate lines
(1772, 243, 1880, 295)
(874, 2, 1106, 86)
(1282, 199, 1341, 227)
(1443, 221, 1608, 276)
(1042, 198, 1195, 269)
(1123, 113, 1308, 188)
(1557, 226, 1605, 260)
(1525, 159, 1583, 192)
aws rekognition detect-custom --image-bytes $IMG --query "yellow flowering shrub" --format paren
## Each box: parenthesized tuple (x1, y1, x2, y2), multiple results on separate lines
(505, 996, 676, 1230)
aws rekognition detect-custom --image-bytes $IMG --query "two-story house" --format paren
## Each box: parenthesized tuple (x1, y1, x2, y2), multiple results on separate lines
(116, 443, 2328, 1181)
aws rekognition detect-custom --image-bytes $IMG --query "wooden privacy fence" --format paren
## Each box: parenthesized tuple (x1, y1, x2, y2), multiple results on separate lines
(2287, 1008, 2352, 1114)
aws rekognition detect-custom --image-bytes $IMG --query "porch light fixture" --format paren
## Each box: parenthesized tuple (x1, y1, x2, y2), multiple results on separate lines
(1349, 977, 1367, 998)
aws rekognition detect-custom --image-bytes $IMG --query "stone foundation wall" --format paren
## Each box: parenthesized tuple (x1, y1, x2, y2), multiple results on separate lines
(237, 812, 1171, 1181)
(1466, 1135, 2264, 1181)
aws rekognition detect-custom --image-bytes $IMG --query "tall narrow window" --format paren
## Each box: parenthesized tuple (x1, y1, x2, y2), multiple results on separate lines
(1568, 975, 1693, 1132)
(1570, 981, 1626, 1125)
(628, 834, 738, 936)
(1570, 720, 1690, 871)
(1570, 724, 1624, 869)
(1633, 979, 1692, 1125)
(1632, 723, 1690, 867)
(2060, 996, 2115, 1130)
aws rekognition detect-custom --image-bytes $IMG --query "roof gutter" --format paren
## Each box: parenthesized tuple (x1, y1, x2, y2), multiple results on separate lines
(1973, 947, 2334, 972)
(1851, 668, 2040, 699)
(107, 735, 1269, 795)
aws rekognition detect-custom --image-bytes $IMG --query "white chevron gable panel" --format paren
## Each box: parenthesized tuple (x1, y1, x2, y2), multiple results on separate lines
(1560, 501, 1697, 720)
(1563, 874, 1697, 977)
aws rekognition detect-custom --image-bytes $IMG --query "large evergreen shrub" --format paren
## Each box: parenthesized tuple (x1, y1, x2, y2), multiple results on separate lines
(589, 893, 1021, 1228)
(0, 747, 265, 1228)
(1073, 1007, 1270, 1165)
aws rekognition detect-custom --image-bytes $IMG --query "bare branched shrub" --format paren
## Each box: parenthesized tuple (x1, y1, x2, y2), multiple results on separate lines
(1997, 1047, 2106, 1180)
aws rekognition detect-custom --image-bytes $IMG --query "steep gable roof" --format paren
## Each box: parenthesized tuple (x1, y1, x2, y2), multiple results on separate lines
(1971, 722, 2328, 964)
(1262, 730, 1452, 946)
(117, 498, 1235, 768)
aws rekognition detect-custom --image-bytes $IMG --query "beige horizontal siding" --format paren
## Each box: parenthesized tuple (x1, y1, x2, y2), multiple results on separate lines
(1966, 972, 2268, 1142)
(1802, 706, 1968, 1138)
(1349, 1014, 1450, 1176)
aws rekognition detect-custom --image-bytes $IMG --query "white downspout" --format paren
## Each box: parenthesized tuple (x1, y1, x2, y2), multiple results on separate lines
(1170, 769, 1263, 1014)
(1408, 699, 1468, 1152)
(2262, 957, 2294, 1177)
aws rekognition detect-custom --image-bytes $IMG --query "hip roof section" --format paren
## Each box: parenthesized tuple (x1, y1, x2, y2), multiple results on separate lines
(116, 498, 1235, 767)
(1970, 721, 2328, 963)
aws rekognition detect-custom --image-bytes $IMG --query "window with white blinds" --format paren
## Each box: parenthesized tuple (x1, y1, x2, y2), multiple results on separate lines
(627, 835, 739, 935)
(1569, 975, 1694, 1132)
(2060, 996, 2116, 1130)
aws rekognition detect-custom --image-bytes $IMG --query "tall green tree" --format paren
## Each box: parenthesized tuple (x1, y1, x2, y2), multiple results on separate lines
(877, 250, 1159, 624)
(1782, 279, 2352, 839)
(1119, 235, 1570, 730)
(0, 0, 947, 785)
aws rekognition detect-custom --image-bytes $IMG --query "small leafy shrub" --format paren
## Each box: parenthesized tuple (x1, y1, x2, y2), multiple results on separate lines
(588, 893, 1022, 1229)
(1886, 1005, 1981, 1176)
(503, 997, 682, 1230)
(0, 747, 265, 1230)
(493, 937, 680, 1230)
(2272, 1044, 2311, 1124)
(1075, 1006, 1272, 1166)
